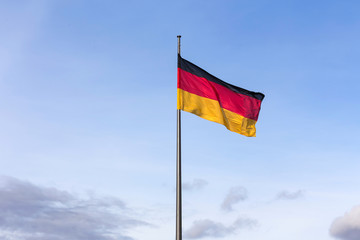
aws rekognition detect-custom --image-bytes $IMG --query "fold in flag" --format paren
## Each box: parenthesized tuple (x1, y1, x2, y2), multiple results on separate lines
(177, 55, 265, 137)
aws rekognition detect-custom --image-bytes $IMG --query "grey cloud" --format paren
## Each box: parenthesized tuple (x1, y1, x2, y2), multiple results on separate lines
(221, 186, 248, 212)
(330, 205, 360, 240)
(183, 179, 208, 191)
(184, 217, 257, 239)
(0, 176, 147, 240)
(276, 190, 304, 200)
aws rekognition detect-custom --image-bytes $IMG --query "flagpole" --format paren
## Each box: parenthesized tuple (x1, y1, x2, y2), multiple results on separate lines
(176, 35, 182, 240)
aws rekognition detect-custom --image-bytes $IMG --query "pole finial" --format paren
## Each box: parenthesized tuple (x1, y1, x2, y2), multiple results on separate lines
(177, 35, 181, 55)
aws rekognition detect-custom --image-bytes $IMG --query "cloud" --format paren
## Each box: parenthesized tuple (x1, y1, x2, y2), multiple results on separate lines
(0, 176, 147, 240)
(221, 186, 248, 212)
(183, 179, 208, 191)
(329, 205, 360, 240)
(184, 217, 257, 239)
(276, 190, 304, 200)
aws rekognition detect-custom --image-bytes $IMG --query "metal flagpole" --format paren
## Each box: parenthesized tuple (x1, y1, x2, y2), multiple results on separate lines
(176, 35, 182, 240)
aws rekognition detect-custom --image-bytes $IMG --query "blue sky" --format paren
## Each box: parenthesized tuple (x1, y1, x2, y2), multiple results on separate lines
(1, 1, 360, 240)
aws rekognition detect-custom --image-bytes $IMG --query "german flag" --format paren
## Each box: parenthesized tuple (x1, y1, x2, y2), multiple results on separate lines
(177, 55, 265, 137)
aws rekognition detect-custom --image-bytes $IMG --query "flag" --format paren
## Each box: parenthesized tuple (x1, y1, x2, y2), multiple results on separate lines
(177, 55, 265, 137)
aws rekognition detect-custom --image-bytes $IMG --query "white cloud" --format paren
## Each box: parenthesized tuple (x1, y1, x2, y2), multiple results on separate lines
(330, 205, 360, 240)
(184, 217, 257, 239)
(276, 190, 304, 200)
(183, 179, 208, 191)
(0, 176, 147, 240)
(221, 186, 248, 212)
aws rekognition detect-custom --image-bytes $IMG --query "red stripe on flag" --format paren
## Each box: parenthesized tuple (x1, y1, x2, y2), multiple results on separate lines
(178, 68, 262, 121)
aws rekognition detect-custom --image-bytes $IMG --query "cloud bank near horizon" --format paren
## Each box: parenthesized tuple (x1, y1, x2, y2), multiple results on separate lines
(0, 176, 147, 240)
